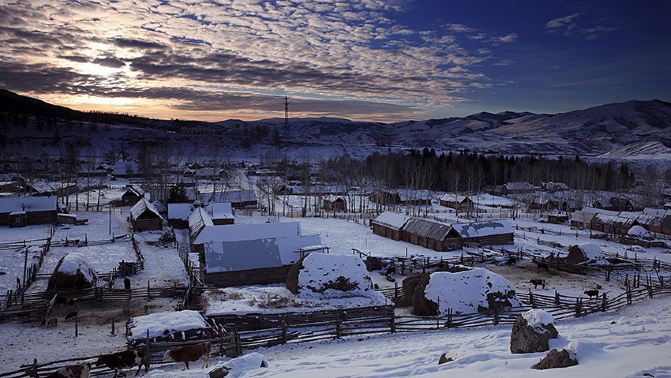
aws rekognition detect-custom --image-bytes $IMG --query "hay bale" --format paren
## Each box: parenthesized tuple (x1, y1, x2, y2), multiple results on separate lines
(411, 274, 439, 316)
(285, 256, 306, 294)
(47, 253, 97, 291)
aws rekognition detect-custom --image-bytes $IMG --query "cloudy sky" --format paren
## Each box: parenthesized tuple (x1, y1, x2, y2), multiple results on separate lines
(0, 0, 669, 122)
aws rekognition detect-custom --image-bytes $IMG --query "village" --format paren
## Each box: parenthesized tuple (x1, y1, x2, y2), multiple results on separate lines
(0, 157, 670, 377)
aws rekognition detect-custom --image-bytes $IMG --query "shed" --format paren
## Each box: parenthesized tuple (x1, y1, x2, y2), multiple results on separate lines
(439, 194, 474, 212)
(127, 310, 214, 347)
(121, 185, 145, 206)
(322, 196, 347, 213)
(201, 190, 257, 209)
(129, 198, 163, 232)
(188, 207, 214, 243)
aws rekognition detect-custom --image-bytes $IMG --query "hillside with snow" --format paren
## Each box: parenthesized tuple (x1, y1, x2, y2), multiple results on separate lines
(2, 89, 671, 161)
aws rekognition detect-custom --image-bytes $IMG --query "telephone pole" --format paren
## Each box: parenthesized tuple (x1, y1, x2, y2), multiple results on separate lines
(283, 96, 289, 128)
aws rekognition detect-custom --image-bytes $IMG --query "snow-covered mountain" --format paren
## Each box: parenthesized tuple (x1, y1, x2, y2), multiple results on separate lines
(2, 89, 670, 161)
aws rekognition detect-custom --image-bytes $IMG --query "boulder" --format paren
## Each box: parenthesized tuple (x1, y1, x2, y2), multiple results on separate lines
(209, 367, 229, 378)
(438, 353, 453, 365)
(510, 310, 558, 354)
(532, 349, 578, 370)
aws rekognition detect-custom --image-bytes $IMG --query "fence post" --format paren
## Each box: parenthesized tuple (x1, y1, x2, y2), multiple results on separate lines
(575, 298, 581, 318)
(601, 293, 607, 312)
(390, 311, 396, 334)
(447, 308, 452, 328)
(554, 291, 560, 305)
(145, 329, 152, 372)
(529, 290, 535, 308)
(493, 304, 499, 325)
(147, 280, 151, 300)
(281, 320, 288, 344)
(335, 320, 342, 339)
(235, 331, 242, 357)
(394, 282, 399, 303)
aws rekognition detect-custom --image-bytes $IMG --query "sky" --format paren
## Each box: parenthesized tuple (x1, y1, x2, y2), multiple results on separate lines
(0, 0, 669, 122)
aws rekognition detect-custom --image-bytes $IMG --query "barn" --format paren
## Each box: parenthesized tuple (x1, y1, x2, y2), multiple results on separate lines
(591, 213, 640, 236)
(570, 207, 606, 229)
(401, 218, 462, 251)
(121, 185, 146, 206)
(451, 220, 514, 246)
(129, 198, 163, 232)
(0, 196, 58, 226)
(371, 211, 410, 240)
(198, 222, 322, 287)
(439, 194, 474, 212)
(206, 202, 234, 225)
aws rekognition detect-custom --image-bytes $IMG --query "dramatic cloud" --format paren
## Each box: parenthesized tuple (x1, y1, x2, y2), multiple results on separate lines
(0, 0, 519, 121)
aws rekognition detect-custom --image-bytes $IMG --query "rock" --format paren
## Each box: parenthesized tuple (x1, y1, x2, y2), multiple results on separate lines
(510, 314, 558, 353)
(209, 367, 229, 378)
(532, 349, 578, 370)
(438, 353, 453, 365)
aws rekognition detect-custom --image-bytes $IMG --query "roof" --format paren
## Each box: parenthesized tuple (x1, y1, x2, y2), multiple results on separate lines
(401, 218, 454, 240)
(189, 207, 213, 236)
(592, 213, 638, 227)
(439, 193, 470, 203)
(194, 221, 301, 245)
(0, 196, 57, 213)
(371, 211, 410, 230)
(504, 182, 536, 190)
(206, 202, 233, 220)
(203, 234, 321, 273)
(168, 203, 193, 220)
(128, 310, 209, 340)
(451, 220, 514, 238)
(473, 193, 515, 207)
(200, 189, 257, 204)
(125, 185, 145, 197)
(130, 198, 163, 220)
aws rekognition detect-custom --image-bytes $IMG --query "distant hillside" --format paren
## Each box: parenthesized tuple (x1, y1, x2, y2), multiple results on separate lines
(1, 88, 670, 161)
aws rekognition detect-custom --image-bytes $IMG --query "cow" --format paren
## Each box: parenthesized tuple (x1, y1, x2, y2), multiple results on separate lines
(41, 317, 58, 328)
(65, 311, 78, 321)
(529, 279, 546, 290)
(584, 289, 599, 299)
(163, 342, 211, 370)
(46, 362, 91, 378)
(95, 350, 148, 377)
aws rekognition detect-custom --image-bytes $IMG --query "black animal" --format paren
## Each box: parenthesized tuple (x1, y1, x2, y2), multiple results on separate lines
(536, 262, 549, 273)
(124, 277, 131, 293)
(65, 311, 78, 321)
(55, 296, 68, 309)
(584, 290, 599, 299)
(529, 279, 546, 289)
(95, 350, 148, 377)
(67, 298, 79, 309)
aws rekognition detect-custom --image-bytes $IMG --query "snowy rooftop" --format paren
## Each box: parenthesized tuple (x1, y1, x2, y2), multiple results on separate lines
(201, 189, 257, 203)
(189, 207, 213, 236)
(451, 220, 513, 238)
(194, 221, 301, 244)
(0, 195, 57, 213)
(206, 202, 233, 220)
(130, 198, 163, 220)
(168, 203, 193, 221)
(203, 233, 321, 272)
(371, 211, 410, 230)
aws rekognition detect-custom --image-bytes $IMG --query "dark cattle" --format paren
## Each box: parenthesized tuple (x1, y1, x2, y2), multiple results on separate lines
(124, 278, 131, 293)
(584, 290, 599, 299)
(67, 298, 79, 309)
(41, 317, 58, 328)
(65, 311, 78, 321)
(96, 350, 148, 378)
(46, 362, 91, 378)
(163, 342, 211, 370)
(529, 279, 546, 290)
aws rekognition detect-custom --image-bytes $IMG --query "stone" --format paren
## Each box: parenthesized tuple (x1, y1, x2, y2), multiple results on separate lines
(209, 367, 229, 378)
(532, 349, 578, 370)
(438, 353, 453, 365)
(510, 315, 558, 354)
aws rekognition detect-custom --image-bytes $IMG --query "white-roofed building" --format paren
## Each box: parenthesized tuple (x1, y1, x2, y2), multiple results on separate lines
(450, 220, 514, 245)
(371, 211, 410, 240)
(189, 207, 213, 241)
(168, 203, 194, 228)
(206, 202, 234, 225)
(129, 198, 163, 232)
(0, 196, 58, 226)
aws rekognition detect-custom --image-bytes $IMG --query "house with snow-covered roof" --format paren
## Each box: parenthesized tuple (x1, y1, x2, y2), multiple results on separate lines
(206, 202, 234, 225)
(197, 221, 322, 287)
(129, 198, 163, 232)
(371, 211, 410, 240)
(451, 220, 514, 245)
(167, 203, 193, 228)
(0, 195, 58, 227)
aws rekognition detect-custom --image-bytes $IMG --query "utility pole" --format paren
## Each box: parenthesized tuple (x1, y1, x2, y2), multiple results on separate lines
(283, 96, 289, 128)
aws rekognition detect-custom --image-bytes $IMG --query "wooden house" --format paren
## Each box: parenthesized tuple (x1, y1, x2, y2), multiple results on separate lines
(401, 218, 462, 251)
(371, 211, 410, 240)
(547, 212, 569, 224)
(200, 189, 257, 209)
(439, 194, 474, 212)
(591, 213, 639, 236)
(129, 198, 163, 232)
(121, 185, 146, 206)
(0, 196, 58, 226)
(451, 220, 514, 246)
(570, 207, 607, 229)
(198, 222, 322, 287)
(503, 182, 536, 194)
(189, 207, 214, 251)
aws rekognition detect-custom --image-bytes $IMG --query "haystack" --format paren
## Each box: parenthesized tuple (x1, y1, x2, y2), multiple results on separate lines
(47, 252, 97, 290)
(286, 253, 375, 299)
